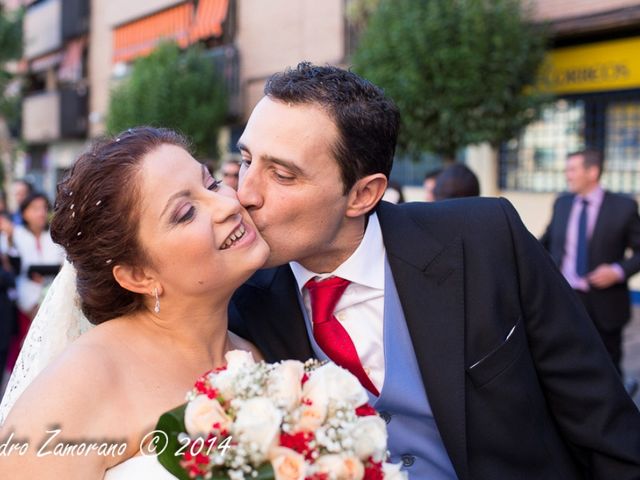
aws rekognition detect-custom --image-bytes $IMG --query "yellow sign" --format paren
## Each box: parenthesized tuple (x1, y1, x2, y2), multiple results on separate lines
(539, 36, 640, 94)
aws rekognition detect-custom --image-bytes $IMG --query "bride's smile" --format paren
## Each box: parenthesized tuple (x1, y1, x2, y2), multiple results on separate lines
(219, 222, 252, 250)
(134, 143, 270, 301)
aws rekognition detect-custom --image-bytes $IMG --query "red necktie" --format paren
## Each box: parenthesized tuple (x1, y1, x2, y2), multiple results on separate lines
(306, 277, 380, 396)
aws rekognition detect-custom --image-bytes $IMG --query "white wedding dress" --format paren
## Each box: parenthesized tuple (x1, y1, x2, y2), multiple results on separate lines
(104, 455, 177, 479)
(0, 261, 92, 424)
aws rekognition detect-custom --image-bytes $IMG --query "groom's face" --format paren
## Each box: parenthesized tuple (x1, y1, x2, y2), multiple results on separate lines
(237, 97, 351, 269)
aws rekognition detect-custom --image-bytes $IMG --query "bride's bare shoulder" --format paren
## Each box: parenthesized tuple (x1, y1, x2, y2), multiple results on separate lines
(0, 320, 141, 474)
(2, 319, 131, 433)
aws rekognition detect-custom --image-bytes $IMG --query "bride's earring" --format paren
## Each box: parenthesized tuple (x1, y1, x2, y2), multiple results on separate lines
(153, 288, 160, 314)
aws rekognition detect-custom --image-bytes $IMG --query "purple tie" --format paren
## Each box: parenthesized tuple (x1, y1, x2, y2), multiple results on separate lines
(576, 199, 589, 277)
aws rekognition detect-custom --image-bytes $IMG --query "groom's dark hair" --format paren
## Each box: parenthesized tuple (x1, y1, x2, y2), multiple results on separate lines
(264, 62, 400, 194)
(51, 127, 190, 325)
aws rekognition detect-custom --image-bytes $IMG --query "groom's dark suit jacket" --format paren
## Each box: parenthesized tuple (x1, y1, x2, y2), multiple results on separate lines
(229, 198, 640, 480)
(539, 191, 640, 331)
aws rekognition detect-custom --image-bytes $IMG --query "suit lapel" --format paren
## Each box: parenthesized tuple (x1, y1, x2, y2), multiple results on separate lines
(378, 203, 469, 480)
(242, 266, 314, 362)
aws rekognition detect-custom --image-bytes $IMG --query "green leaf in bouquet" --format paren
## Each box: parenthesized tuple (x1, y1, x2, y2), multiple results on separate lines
(154, 403, 191, 480)
(206, 462, 274, 480)
(250, 462, 276, 480)
(251, 463, 275, 480)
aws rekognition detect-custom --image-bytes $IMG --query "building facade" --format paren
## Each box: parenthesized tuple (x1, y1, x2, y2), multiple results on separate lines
(11, 1, 640, 248)
(13, 0, 348, 200)
(17, 0, 89, 196)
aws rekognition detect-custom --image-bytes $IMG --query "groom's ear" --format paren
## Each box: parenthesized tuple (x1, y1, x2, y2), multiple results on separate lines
(112, 264, 157, 295)
(345, 173, 387, 218)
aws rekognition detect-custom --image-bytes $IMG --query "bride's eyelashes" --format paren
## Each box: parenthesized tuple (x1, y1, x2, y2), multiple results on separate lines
(175, 179, 222, 224)
(206, 179, 222, 191)
(177, 206, 195, 223)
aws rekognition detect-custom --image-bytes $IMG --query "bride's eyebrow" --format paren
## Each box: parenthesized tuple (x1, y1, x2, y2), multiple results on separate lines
(160, 189, 191, 220)
(159, 164, 207, 220)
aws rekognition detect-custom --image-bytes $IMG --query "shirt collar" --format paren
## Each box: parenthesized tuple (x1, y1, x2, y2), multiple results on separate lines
(576, 185, 604, 204)
(290, 212, 386, 292)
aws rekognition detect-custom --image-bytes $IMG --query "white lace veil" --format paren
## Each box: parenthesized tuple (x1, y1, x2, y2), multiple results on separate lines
(0, 260, 92, 424)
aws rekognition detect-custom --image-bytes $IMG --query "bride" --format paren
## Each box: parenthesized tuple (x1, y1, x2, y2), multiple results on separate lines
(0, 127, 270, 478)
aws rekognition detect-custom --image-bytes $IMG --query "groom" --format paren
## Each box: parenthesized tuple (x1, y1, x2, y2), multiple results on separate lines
(229, 62, 640, 479)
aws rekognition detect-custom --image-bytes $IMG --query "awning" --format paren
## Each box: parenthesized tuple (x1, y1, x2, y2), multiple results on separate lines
(190, 0, 229, 42)
(113, 0, 228, 64)
(113, 2, 194, 63)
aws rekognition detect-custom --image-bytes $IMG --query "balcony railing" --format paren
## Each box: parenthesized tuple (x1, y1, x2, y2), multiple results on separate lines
(24, 0, 62, 59)
(22, 88, 87, 143)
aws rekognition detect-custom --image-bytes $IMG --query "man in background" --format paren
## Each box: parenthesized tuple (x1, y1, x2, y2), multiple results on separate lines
(220, 158, 241, 190)
(540, 149, 640, 394)
(423, 168, 442, 202)
(433, 164, 480, 200)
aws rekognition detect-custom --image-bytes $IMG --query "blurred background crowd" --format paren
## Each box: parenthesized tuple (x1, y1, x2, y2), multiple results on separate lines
(1, 0, 640, 403)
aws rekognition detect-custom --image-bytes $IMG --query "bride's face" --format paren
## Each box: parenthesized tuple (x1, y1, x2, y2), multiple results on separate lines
(135, 144, 270, 299)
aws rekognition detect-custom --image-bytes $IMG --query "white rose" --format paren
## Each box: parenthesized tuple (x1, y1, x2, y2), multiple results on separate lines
(233, 397, 283, 460)
(209, 369, 236, 399)
(382, 462, 408, 480)
(209, 350, 256, 398)
(312, 454, 365, 480)
(303, 363, 368, 409)
(294, 395, 328, 432)
(350, 416, 388, 462)
(224, 349, 256, 374)
(269, 447, 307, 480)
(184, 395, 232, 437)
(312, 454, 344, 476)
(268, 360, 304, 411)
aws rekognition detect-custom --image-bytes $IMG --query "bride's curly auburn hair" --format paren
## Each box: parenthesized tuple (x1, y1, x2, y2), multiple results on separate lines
(50, 127, 190, 325)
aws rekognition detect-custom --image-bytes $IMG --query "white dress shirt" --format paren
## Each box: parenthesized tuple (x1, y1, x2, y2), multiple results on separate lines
(11, 225, 65, 312)
(290, 213, 386, 391)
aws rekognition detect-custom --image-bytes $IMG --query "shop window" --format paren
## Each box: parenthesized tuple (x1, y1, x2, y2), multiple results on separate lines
(500, 99, 585, 192)
(500, 90, 640, 193)
(605, 102, 640, 192)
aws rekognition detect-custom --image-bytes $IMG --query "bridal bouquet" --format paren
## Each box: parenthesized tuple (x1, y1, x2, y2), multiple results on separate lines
(154, 350, 407, 480)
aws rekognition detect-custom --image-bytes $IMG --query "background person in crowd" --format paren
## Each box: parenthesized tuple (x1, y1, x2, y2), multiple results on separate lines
(0, 236, 16, 387)
(433, 163, 480, 200)
(12, 192, 65, 319)
(382, 180, 405, 204)
(0, 190, 7, 213)
(220, 158, 241, 190)
(230, 62, 640, 479)
(540, 149, 640, 394)
(423, 168, 442, 202)
(9, 179, 33, 225)
(2, 192, 64, 371)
